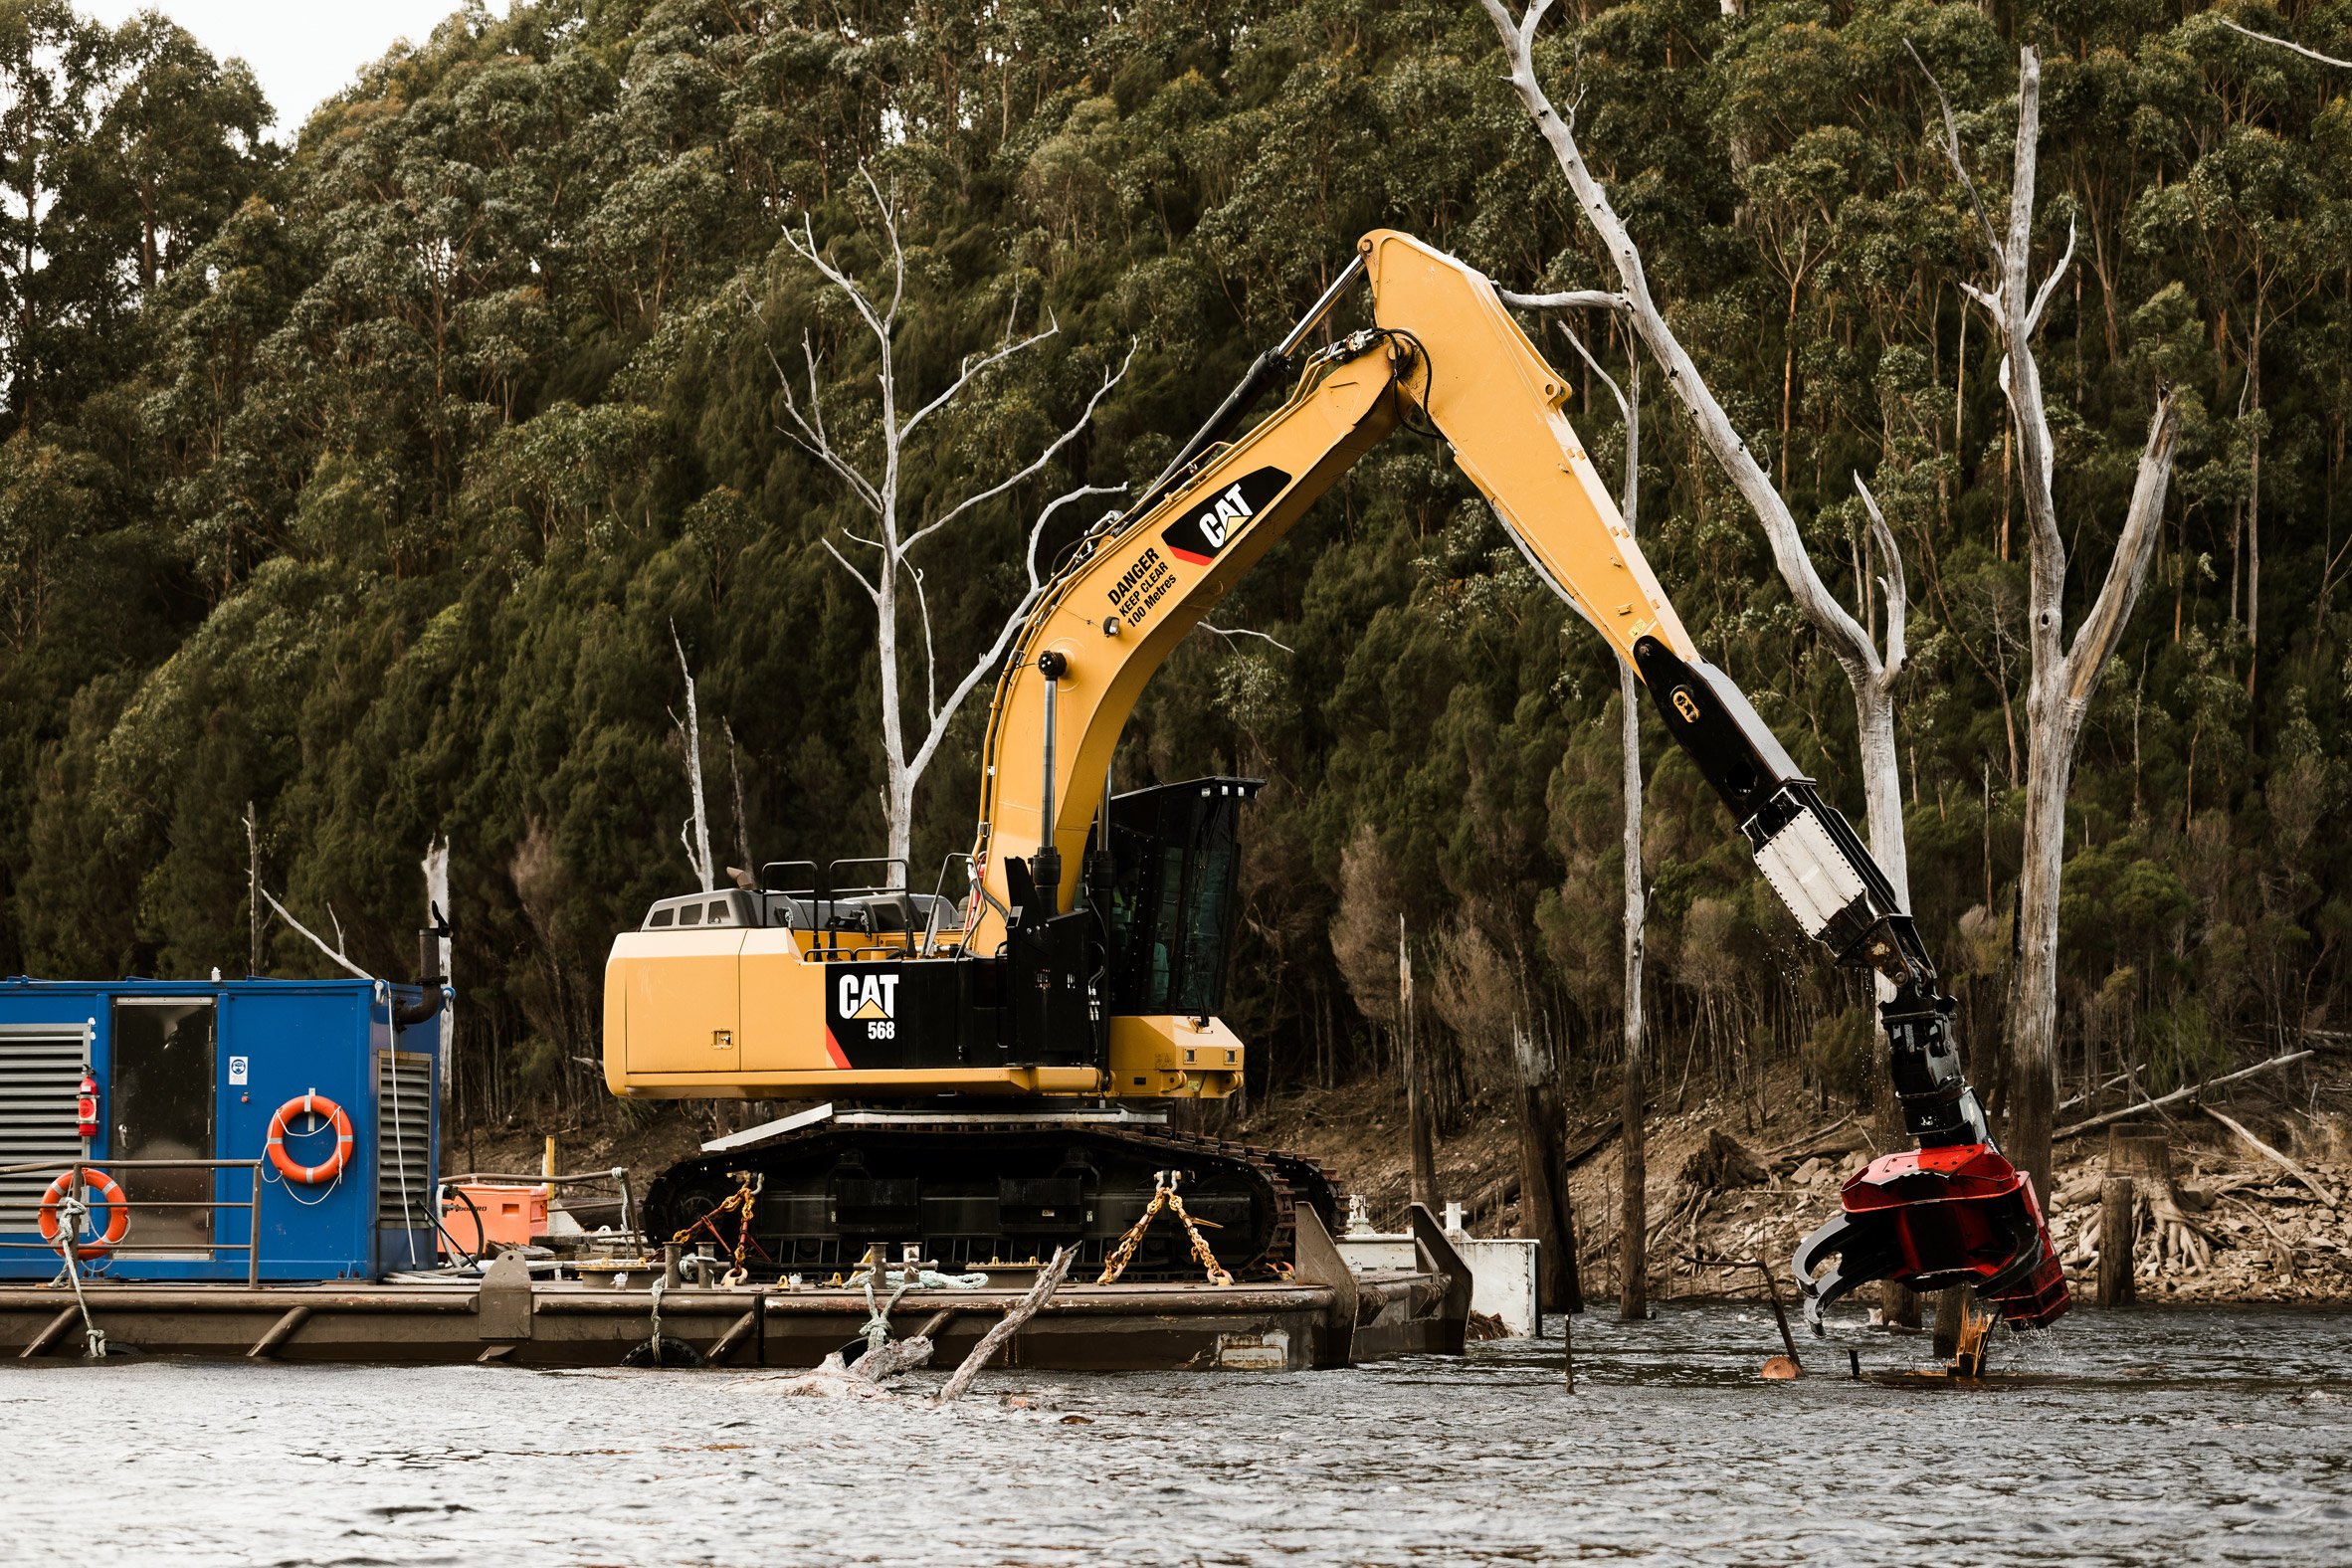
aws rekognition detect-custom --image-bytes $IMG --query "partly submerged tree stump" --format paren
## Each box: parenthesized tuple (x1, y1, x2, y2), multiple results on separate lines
(2099, 1175, 2138, 1306)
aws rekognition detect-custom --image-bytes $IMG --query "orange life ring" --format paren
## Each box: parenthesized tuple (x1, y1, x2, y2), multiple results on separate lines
(38, 1168, 129, 1256)
(267, 1092, 355, 1184)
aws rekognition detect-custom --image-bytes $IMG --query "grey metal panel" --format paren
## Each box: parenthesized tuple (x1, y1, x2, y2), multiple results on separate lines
(0, 1028, 88, 1230)
(375, 1051, 434, 1228)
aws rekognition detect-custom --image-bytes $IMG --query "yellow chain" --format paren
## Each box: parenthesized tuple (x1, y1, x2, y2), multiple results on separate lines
(671, 1174, 758, 1273)
(1095, 1171, 1231, 1286)
(1164, 1184, 1233, 1286)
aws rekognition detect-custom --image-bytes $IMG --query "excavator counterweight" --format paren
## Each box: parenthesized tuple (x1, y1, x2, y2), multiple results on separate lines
(604, 231, 2066, 1327)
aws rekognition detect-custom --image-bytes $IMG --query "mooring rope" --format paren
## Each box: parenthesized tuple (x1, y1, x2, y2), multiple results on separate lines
(52, 1182, 106, 1360)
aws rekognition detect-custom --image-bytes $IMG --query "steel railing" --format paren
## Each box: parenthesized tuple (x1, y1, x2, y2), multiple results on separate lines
(0, 1158, 265, 1285)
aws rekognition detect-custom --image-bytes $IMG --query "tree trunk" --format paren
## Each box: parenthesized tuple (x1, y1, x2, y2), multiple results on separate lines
(1406, 1035, 1439, 1213)
(1619, 662, 1649, 1323)
(674, 629, 717, 892)
(1515, 1031, 1580, 1313)
(877, 550, 914, 869)
(1402, 921, 1438, 1212)
(2004, 691, 2076, 1205)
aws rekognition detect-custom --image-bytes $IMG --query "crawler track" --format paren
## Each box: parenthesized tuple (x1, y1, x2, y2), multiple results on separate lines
(645, 1120, 1342, 1281)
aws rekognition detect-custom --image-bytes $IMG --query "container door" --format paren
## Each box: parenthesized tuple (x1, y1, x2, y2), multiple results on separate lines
(109, 997, 215, 1253)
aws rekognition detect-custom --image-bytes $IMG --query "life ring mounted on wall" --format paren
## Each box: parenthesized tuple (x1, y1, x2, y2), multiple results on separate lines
(38, 1168, 129, 1256)
(266, 1091, 355, 1185)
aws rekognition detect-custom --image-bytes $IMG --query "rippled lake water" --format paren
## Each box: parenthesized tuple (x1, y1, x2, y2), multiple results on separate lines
(1, 1303, 2346, 1566)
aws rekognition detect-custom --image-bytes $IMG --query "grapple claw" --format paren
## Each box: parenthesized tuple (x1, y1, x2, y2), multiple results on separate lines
(1789, 1143, 2068, 1330)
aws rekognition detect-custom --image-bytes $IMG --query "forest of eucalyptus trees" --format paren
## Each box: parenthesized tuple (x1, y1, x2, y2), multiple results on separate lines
(0, 0, 2346, 1144)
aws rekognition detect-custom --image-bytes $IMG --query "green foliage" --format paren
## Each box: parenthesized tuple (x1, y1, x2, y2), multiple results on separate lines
(0, 0, 2348, 1121)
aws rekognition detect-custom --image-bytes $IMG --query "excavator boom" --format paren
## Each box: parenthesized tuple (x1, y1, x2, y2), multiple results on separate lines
(603, 232, 2065, 1325)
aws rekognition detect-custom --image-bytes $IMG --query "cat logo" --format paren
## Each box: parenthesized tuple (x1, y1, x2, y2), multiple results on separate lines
(1671, 687, 1702, 725)
(838, 973, 897, 1021)
(1161, 465, 1291, 564)
(825, 968, 902, 1069)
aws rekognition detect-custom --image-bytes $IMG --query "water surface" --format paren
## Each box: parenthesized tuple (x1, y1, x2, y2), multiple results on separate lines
(2, 1303, 2345, 1566)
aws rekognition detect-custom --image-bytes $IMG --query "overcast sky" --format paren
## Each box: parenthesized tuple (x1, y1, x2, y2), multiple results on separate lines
(82, 2, 511, 134)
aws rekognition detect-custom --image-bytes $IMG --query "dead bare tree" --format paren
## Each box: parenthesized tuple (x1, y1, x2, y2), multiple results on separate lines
(761, 168, 1132, 868)
(670, 625, 715, 893)
(1483, 0, 1911, 884)
(1914, 44, 2182, 1199)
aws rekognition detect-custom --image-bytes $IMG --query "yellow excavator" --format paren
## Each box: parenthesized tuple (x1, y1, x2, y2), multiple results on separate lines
(604, 231, 2065, 1327)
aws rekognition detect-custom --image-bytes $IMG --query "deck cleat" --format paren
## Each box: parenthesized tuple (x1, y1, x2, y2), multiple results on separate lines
(1793, 1142, 2068, 1333)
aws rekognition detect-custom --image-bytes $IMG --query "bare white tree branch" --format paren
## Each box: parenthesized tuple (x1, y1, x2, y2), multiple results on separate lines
(2219, 16, 2352, 70)
(1199, 623, 1296, 654)
(765, 329, 883, 513)
(900, 314, 1061, 444)
(902, 340, 1138, 554)
(1852, 474, 1905, 686)
(2024, 217, 2077, 339)
(673, 624, 716, 892)
(764, 165, 1135, 866)
(1499, 288, 1628, 313)
(902, 486, 1126, 791)
(821, 535, 881, 603)
(1905, 39, 2007, 268)
(260, 888, 374, 981)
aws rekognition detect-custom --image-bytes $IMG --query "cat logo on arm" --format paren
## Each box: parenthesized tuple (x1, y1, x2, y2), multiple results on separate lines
(1161, 466, 1291, 564)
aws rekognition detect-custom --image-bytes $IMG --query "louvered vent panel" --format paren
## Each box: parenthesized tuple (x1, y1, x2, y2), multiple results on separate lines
(375, 1050, 434, 1228)
(0, 1031, 88, 1231)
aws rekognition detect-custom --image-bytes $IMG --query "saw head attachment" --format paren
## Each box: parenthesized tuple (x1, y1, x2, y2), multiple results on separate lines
(1792, 1142, 2068, 1332)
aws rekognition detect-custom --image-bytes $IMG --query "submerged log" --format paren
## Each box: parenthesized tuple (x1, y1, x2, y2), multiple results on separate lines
(933, 1246, 1074, 1406)
(2098, 1176, 2136, 1306)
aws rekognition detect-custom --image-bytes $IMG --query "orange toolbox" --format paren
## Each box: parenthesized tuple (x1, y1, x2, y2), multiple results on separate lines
(439, 1182, 546, 1256)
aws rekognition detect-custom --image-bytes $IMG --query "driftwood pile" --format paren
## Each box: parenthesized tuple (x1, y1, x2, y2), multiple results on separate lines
(2046, 1120, 2347, 1300)
(749, 1247, 1076, 1406)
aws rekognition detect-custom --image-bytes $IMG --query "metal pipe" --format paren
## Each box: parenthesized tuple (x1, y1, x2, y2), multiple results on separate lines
(443, 1171, 629, 1188)
(1276, 253, 1368, 357)
(1142, 253, 1367, 504)
(0, 1158, 264, 1173)
(1034, 651, 1066, 917)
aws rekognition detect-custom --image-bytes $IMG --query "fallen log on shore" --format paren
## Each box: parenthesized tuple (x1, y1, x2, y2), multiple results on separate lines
(2053, 1053, 2312, 1141)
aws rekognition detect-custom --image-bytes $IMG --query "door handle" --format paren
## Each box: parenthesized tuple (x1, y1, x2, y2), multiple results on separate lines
(713, 1029, 733, 1050)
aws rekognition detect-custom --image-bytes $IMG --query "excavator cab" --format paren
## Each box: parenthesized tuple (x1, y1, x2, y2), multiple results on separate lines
(1100, 778, 1259, 1016)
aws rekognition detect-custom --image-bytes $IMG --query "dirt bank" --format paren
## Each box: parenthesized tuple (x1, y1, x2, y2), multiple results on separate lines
(1238, 1059, 2352, 1308)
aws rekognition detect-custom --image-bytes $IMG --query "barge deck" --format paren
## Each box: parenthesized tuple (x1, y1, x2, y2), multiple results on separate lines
(1, 1206, 1472, 1373)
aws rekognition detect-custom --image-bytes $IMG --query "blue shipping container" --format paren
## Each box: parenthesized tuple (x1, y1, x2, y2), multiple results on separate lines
(0, 977, 444, 1281)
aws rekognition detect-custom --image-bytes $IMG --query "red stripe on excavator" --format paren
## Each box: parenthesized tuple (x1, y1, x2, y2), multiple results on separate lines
(823, 1029, 852, 1070)
(1168, 546, 1213, 565)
